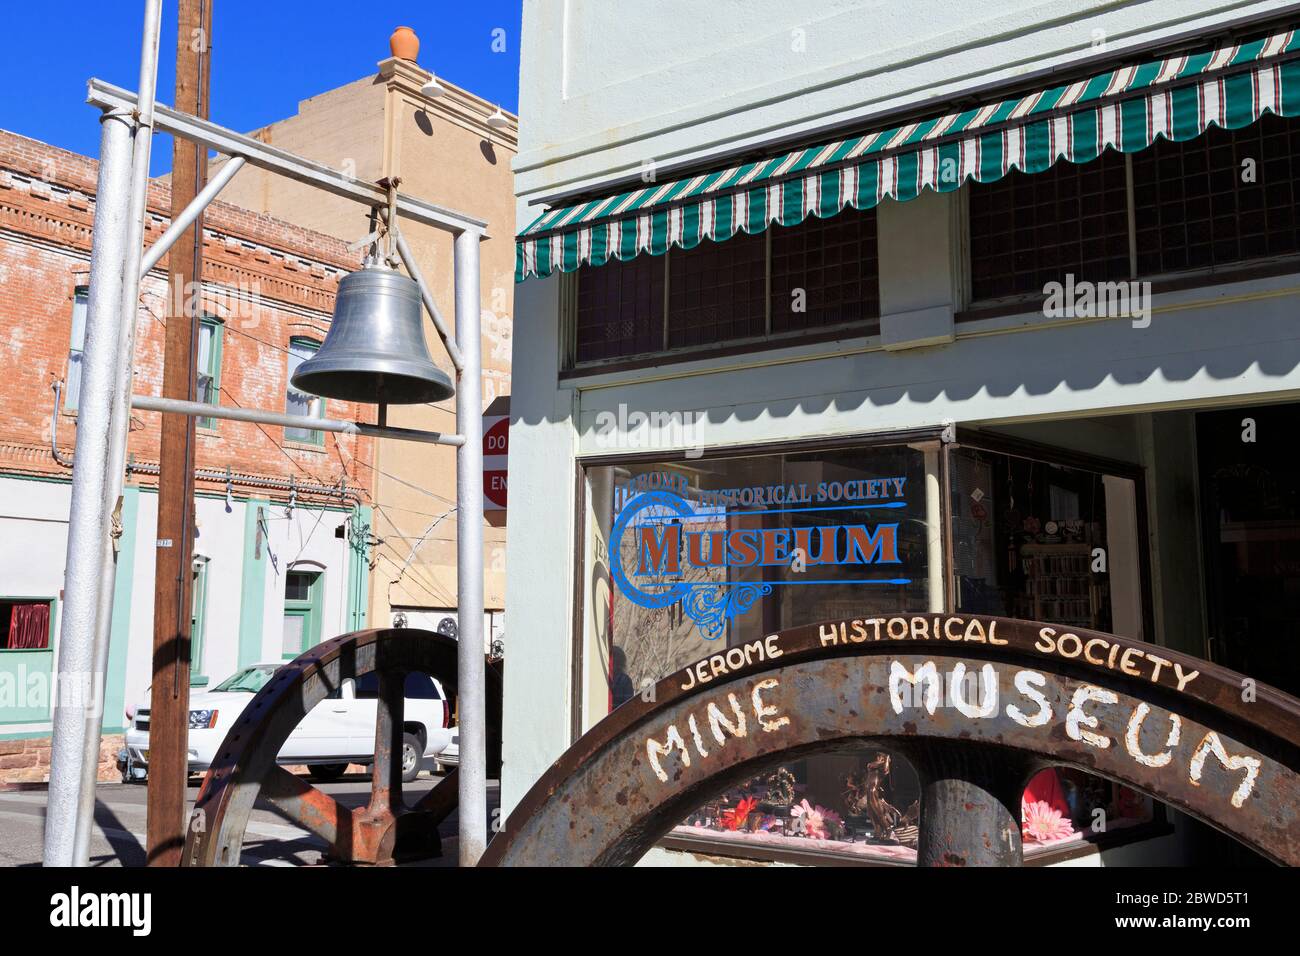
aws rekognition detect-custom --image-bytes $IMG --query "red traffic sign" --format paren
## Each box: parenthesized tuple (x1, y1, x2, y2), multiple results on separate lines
(483, 397, 509, 512)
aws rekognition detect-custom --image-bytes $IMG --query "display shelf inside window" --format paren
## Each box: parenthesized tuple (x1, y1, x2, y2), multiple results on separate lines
(674, 752, 922, 863)
(1020, 767, 1155, 852)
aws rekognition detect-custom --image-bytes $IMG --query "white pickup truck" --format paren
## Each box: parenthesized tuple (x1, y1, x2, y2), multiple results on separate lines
(123, 663, 455, 783)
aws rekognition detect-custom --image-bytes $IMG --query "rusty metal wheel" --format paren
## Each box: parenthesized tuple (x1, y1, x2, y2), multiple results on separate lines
(182, 628, 501, 867)
(482, 615, 1300, 867)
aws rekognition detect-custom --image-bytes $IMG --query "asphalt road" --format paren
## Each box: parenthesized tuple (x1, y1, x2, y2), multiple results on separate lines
(0, 768, 498, 867)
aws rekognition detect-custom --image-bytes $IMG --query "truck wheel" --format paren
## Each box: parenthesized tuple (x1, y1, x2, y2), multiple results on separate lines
(401, 732, 423, 783)
(307, 763, 349, 782)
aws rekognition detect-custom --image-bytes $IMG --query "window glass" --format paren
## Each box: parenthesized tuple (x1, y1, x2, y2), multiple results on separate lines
(949, 443, 1155, 844)
(282, 569, 321, 658)
(770, 207, 879, 333)
(190, 558, 208, 679)
(1132, 112, 1300, 275)
(968, 150, 1130, 302)
(212, 666, 276, 693)
(196, 317, 223, 429)
(571, 207, 879, 366)
(0, 600, 52, 650)
(575, 253, 664, 363)
(64, 287, 88, 410)
(586, 442, 939, 861)
(285, 338, 324, 444)
(404, 672, 439, 700)
(667, 230, 766, 349)
(355, 672, 379, 700)
(678, 747, 923, 862)
(285, 571, 313, 602)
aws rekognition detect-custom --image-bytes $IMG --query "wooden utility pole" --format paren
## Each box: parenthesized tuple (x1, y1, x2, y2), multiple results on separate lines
(147, 0, 213, 867)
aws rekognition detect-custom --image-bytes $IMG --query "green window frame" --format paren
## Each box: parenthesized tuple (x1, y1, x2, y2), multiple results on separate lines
(196, 315, 224, 430)
(190, 557, 209, 685)
(65, 287, 89, 410)
(285, 337, 324, 445)
(281, 568, 323, 659)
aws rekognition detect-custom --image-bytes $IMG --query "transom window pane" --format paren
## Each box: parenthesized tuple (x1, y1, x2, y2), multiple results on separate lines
(570, 206, 879, 366)
(770, 206, 879, 333)
(574, 252, 664, 363)
(968, 149, 1130, 301)
(667, 230, 766, 349)
(1132, 112, 1300, 275)
(285, 571, 313, 602)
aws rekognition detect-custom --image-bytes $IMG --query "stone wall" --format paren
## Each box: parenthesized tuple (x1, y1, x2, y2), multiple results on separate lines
(0, 734, 123, 785)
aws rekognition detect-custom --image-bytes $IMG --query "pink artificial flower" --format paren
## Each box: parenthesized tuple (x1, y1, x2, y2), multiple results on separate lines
(1022, 799, 1077, 843)
(791, 798, 828, 839)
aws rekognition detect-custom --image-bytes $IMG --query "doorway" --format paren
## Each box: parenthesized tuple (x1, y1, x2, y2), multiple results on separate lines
(1197, 402, 1300, 697)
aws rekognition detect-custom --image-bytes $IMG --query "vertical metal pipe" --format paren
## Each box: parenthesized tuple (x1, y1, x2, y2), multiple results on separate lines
(454, 229, 487, 865)
(910, 743, 1033, 867)
(73, 0, 164, 866)
(42, 108, 135, 867)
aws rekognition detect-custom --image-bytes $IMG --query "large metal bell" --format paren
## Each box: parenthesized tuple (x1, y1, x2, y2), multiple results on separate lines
(291, 264, 455, 404)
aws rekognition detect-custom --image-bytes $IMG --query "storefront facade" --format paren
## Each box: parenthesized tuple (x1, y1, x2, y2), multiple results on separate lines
(503, 1, 1300, 865)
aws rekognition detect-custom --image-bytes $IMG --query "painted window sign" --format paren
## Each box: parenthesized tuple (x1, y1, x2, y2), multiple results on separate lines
(609, 469, 915, 639)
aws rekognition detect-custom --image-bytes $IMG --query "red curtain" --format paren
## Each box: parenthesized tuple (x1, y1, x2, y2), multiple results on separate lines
(6, 603, 50, 650)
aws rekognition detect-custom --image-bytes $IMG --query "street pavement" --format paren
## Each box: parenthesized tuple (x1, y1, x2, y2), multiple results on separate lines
(0, 768, 498, 867)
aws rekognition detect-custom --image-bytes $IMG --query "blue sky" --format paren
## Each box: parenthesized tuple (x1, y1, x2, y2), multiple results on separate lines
(0, 1, 522, 176)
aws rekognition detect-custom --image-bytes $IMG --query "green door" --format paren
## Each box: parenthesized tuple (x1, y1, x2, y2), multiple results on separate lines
(281, 569, 323, 659)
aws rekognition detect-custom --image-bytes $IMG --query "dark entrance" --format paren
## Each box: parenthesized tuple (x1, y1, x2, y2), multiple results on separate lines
(1197, 402, 1300, 697)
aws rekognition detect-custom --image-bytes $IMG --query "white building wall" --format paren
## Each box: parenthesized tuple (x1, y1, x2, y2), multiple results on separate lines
(0, 476, 356, 725)
(252, 499, 354, 668)
(503, 0, 1300, 851)
(516, 0, 1288, 209)
(0, 477, 71, 737)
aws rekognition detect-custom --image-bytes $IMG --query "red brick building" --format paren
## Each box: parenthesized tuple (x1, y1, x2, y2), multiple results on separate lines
(0, 130, 378, 782)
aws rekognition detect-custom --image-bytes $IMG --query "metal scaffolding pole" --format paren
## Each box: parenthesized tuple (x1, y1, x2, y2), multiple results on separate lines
(130, 395, 465, 446)
(72, 0, 164, 867)
(52, 24, 490, 867)
(86, 79, 487, 237)
(139, 155, 244, 278)
(42, 108, 135, 867)
(393, 228, 464, 373)
(454, 229, 486, 866)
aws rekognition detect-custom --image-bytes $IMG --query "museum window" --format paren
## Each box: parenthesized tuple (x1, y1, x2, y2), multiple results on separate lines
(967, 110, 1300, 306)
(948, 434, 1158, 849)
(569, 206, 879, 368)
(581, 437, 941, 863)
(577, 431, 1166, 865)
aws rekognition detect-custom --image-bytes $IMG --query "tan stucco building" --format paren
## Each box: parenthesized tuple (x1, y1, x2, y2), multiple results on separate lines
(215, 35, 517, 648)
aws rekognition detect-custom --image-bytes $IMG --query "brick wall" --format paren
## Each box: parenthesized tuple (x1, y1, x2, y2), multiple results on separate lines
(0, 130, 383, 785)
(0, 128, 377, 504)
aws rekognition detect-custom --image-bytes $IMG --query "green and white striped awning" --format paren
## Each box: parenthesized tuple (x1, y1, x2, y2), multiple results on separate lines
(516, 27, 1300, 282)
